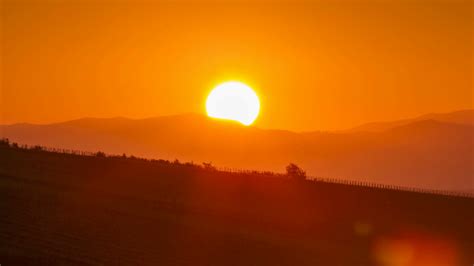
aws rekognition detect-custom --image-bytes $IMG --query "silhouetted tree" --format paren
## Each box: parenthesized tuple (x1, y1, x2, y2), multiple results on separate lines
(95, 151, 106, 157)
(286, 163, 306, 180)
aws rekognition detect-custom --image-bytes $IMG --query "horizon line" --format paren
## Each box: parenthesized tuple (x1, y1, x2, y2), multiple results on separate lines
(1, 108, 472, 133)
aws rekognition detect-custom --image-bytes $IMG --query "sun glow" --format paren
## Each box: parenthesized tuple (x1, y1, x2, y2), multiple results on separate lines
(206, 81, 260, 126)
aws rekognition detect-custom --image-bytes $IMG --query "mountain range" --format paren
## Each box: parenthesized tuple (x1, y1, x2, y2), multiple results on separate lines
(1, 110, 473, 192)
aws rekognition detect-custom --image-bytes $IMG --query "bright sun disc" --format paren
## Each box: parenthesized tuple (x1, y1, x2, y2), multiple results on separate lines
(206, 81, 260, 126)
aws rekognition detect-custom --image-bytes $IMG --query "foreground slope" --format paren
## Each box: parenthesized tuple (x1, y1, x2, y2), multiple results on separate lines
(1, 111, 473, 191)
(0, 145, 472, 265)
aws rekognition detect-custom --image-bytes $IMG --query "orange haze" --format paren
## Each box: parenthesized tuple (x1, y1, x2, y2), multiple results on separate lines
(1, 0, 472, 131)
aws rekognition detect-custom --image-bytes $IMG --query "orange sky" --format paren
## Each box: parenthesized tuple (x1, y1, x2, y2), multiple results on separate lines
(1, 0, 472, 131)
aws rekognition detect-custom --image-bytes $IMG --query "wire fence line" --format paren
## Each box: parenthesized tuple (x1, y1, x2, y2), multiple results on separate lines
(216, 166, 473, 198)
(2, 139, 473, 198)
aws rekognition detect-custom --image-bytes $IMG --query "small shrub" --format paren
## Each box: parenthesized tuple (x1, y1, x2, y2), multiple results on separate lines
(31, 145, 43, 151)
(202, 162, 217, 171)
(0, 138, 10, 147)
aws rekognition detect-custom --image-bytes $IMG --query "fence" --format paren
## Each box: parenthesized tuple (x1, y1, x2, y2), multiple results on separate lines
(215, 166, 473, 198)
(2, 139, 472, 198)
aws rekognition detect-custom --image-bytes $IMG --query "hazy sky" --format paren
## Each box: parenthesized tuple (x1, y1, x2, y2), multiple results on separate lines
(1, 0, 472, 131)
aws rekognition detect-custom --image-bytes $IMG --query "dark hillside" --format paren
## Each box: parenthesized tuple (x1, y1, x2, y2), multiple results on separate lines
(0, 144, 472, 265)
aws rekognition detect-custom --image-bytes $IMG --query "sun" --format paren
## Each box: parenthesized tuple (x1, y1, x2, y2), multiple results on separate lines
(206, 81, 260, 126)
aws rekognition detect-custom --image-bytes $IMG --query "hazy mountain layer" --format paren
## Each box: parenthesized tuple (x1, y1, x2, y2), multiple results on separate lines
(1, 110, 473, 192)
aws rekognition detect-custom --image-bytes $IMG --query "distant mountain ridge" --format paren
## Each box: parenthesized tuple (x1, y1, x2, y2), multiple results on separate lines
(1, 110, 473, 192)
(345, 109, 474, 132)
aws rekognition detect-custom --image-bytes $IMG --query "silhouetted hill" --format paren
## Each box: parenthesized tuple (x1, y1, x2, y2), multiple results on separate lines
(1, 111, 473, 192)
(0, 144, 472, 265)
(345, 109, 474, 132)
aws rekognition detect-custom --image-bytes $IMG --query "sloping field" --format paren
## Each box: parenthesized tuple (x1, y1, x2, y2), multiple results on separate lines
(0, 146, 472, 265)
